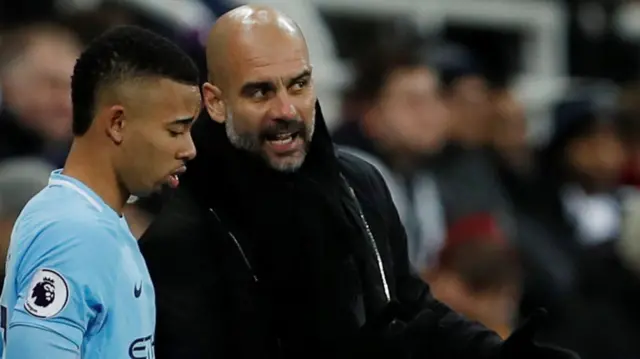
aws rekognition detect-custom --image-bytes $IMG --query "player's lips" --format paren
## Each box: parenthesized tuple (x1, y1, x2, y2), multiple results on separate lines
(167, 166, 186, 188)
(171, 166, 187, 176)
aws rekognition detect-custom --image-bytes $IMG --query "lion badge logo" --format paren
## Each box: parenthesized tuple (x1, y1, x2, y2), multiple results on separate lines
(24, 268, 69, 318)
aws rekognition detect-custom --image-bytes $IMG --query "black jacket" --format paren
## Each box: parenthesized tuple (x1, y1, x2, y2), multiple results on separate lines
(139, 103, 577, 359)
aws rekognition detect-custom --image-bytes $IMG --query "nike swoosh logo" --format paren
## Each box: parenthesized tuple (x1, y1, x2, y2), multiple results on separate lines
(134, 282, 142, 298)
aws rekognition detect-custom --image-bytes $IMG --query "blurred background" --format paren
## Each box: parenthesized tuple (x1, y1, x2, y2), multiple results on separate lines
(3, 0, 640, 358)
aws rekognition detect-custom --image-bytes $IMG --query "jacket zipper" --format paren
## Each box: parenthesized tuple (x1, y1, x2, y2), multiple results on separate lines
(208, 178, 391, 300)
(208, 208, 259, 283)
(345, 184, 391, 303)
(209, 179, 389, 355)
(210, 208, 280, 352)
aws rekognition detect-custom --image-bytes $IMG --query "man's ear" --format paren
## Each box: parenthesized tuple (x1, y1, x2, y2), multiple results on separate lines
(202, 82, 226, 123)
(103, 105, 126, 144)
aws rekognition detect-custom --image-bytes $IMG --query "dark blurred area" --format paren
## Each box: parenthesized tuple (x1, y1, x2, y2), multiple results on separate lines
(3, 0, 640, 358)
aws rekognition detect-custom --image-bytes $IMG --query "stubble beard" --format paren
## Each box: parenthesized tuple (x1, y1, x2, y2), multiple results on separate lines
(224, 109, 316, 172)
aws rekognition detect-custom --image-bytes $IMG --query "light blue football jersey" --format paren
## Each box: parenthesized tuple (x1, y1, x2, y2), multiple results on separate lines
(0, 170, 155, 359)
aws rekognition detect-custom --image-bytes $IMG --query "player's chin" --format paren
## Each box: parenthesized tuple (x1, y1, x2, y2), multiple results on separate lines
(131, 181, 166, 198)
(131, 187, 159, 199)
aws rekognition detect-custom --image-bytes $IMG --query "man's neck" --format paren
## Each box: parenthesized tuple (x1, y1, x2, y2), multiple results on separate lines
(62, 139, 128, 215)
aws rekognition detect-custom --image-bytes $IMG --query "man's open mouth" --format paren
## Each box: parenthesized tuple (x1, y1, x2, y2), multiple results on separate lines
(263, 131, 302, 153)
(265, 131, 300, 144)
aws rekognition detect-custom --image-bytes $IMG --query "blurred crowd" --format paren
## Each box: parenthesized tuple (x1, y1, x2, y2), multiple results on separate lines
(2, 1, 640, 359)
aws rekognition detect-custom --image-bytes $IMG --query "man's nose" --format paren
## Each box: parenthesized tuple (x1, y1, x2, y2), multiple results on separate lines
(269, 92, 297, 119)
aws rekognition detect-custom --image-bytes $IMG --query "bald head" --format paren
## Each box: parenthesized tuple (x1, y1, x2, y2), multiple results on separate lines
(205, 5, 307, 86)
(201, 5, 317, 173)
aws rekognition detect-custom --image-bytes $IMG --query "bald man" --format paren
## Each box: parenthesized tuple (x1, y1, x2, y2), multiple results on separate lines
(139, 5, 578, 359)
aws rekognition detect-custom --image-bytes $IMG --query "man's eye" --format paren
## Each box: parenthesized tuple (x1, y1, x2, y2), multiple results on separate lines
(168, 130, 182, 137)
(251, 89, 267, 99)
(291, 79, 309, 91)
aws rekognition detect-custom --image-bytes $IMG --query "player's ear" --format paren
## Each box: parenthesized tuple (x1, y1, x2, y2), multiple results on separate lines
(104, 105, 126, 145)
(202, 82, 226, 124)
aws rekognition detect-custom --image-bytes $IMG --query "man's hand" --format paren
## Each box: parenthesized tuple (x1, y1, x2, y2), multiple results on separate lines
(500, 309, 580, 359)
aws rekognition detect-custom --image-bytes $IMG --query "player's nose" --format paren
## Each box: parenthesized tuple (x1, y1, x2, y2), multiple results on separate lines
(179, 133, 197, 161)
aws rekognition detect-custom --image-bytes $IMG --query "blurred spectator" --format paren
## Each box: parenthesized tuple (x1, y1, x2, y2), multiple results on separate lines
(438, 45, 492, 149)
(63, 2, 211, 78)
(514, 90, 627, 320)
(488, 88, 533, 177)
(0, 158, 53, 290)
(538, 93, 626, 245)
(62, 2, 137, 46)
(430, 44, 514, 229)
(424, 212, 521, 340)
(333, 42, 449, 270)
(545, 192, 640, 359)
(0, 23, 81, 166)
(617, 83, 640, 188)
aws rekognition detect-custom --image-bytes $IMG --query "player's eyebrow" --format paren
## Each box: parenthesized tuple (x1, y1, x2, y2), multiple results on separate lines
(169, 117, 195, 126)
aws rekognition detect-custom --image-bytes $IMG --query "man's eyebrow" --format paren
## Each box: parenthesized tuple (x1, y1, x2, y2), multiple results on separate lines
(240, 81, 275, 95)
(239, 69, 312, 95)
(287, 69, 312, 86)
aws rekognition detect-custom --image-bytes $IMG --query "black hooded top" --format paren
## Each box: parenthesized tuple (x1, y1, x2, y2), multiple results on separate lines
(161, 102, 378, 354)
(140, 102, 575, 359)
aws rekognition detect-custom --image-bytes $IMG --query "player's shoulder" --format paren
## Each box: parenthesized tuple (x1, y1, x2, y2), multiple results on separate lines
(24, 179, 102, 213)
(14, 189, 118, 259)
(11, 217, 120, 293)
(18, 183, 112, 234)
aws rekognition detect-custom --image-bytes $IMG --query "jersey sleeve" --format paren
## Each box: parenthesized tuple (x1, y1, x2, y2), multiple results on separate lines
(7, 219, 117, 352)
(4, 324, 78, 359)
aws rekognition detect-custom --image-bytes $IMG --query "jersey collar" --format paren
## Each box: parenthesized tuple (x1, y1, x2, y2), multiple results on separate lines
(48, 169, 112, 214)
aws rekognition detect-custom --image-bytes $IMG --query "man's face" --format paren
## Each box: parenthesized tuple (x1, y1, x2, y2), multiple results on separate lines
(567, 125, 626, 188)
(115, 79, 200, 196)
(490, 90, 528, 158)
(1, 37, 79, 142)
(371, 67, 448, 155)
(444, 75, 492, 146)
(205, 30, 316, 172)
